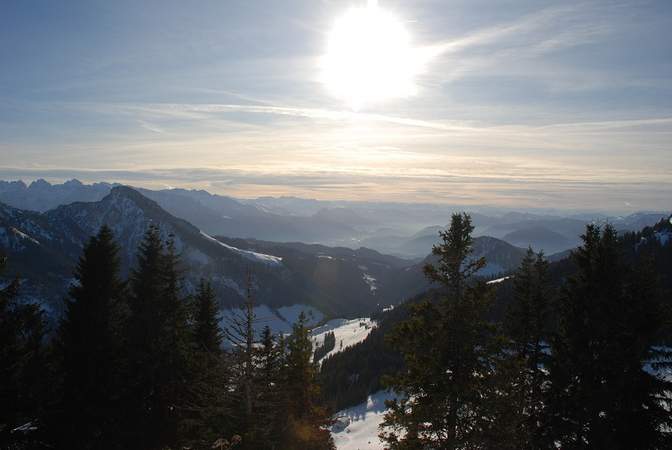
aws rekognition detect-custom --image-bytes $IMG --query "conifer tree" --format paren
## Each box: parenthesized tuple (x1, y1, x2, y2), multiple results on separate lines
(314, 331, 336, 362)
(279, 311, 335, 450)
(0, 255, 47, 447)
(547, 224, 672, 449)
(158, 235, 195, 445)
(380, 213, 501, 449)
(55, 225, 128, 448)
(499, 248, 552, 449)
(187, 278, 230, 448)
(125, 226, 195, 449)
(255, 325, 286, 449)
(125, 225, 165, 448)
(193, 278, 222, 353)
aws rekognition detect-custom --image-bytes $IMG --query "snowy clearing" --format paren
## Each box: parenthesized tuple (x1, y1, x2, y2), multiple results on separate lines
(312, 318, 376, 363)
(220, 304, 324, 339)
(277, 304, 324, 329)
(332, 390, 397, 450)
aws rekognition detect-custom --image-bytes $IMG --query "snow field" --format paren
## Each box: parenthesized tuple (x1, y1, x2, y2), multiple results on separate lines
(312, 318, 376, 364)
(332, 390, 398, 450)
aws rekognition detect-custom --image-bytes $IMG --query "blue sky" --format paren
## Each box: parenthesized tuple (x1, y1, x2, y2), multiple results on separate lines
(1, 0, 671, 212)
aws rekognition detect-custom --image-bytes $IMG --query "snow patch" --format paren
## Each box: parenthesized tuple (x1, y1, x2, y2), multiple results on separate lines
(362, 273, 377, 293)
(200, 231, 283, 266)
(332, 390, 398, 450)
(487, 276, 512, 285)
(220, 304, 324, 338)
(277, 304, 324, 328)
(10, 227, 40, 245)
(312, 318, 376, 363)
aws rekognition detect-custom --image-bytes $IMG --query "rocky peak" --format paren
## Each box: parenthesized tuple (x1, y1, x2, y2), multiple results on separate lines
(63, 178, 83, 187)
(28, 178, 52, 189)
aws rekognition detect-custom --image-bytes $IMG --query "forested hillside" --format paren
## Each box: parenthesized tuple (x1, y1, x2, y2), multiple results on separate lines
(323, 214, 672, 449)
(2, 206, 671, 449)
(1, 226, 334, 449)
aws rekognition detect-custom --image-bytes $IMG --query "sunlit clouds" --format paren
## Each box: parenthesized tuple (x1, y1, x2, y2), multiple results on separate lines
(3, 99, 670, 211)
(1, 0, 671, 212)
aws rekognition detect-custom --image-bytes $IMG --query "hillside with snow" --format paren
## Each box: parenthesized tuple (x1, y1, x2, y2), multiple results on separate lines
(331, 390, 398, 450)
(312, 318, 376, 363)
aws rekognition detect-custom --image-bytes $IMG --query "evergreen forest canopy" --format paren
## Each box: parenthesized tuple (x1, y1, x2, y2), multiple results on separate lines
(2, 213, 672, 449)
(1, 225, 333, 450)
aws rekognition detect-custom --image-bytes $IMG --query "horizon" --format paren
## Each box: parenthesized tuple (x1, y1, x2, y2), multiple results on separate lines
(1, 175, 670, 218)
(2, 0, 671, 211)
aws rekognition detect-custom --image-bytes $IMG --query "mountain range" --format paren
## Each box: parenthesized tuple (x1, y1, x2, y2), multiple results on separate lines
(0, 186, 412, 319)
(1, 179, 667, 258)
(0, 183, 535, 323)
(1, 179, 669, 325)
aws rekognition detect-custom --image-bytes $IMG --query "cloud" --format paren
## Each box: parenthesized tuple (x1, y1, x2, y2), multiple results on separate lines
(137, 120, 165, 134)
(420, 2, 618, 85)
(1, 0, 670, 212)
(2, 159, 670, 212)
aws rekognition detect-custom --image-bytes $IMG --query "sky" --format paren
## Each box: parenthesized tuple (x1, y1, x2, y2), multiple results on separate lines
(1, 0, 671, 212)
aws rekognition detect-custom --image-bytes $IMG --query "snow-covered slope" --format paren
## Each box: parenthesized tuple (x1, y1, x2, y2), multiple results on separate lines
(0, 187, 356, 317)
(200, 231, 282, 266)
(220, 304, 324, 338)
(312, 318, 376, 363)
(332, 390, 397, 450)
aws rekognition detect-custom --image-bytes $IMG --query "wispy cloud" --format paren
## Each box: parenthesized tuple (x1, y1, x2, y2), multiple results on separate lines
(419, 2, 619, 84)
(137, 120, 165, 134)
(1, 163, 670, 212)
(1, 0, 670, 211)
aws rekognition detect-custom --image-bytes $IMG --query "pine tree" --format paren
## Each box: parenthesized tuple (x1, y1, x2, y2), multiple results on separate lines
(499, 248, 552, 449)
(125, 226, 195, 449)
(125, 225, 165, 448)
(0, 254, 48, 447)
(158, 235, 195, 445)
(314, 331, 336, 362)
(380, 213, 501, 449)
(279, 311, 335, 450)
(255, 325, 286, 449)
(547, 224, 672, 448)
(54, 225, 128, 448)
(187, 278, 230, 449)
(193, 278, 222, 353)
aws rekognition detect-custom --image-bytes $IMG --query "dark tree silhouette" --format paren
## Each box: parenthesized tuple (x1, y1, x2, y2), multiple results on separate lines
(381, 213, 503, 449)
(54, 225, 128, 448)
(547, 224, 672, 449)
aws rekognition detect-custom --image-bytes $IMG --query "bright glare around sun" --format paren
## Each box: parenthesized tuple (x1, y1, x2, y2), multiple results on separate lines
(320, 0, 424, 111)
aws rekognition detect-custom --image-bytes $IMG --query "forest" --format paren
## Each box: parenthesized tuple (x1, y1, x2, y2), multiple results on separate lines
(1, 225, 333, 450)
(321, 214, 672, 449)
(2, 214, 672, 449)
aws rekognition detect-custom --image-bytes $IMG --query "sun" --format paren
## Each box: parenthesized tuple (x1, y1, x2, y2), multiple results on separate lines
(320, 0, 423, 111)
